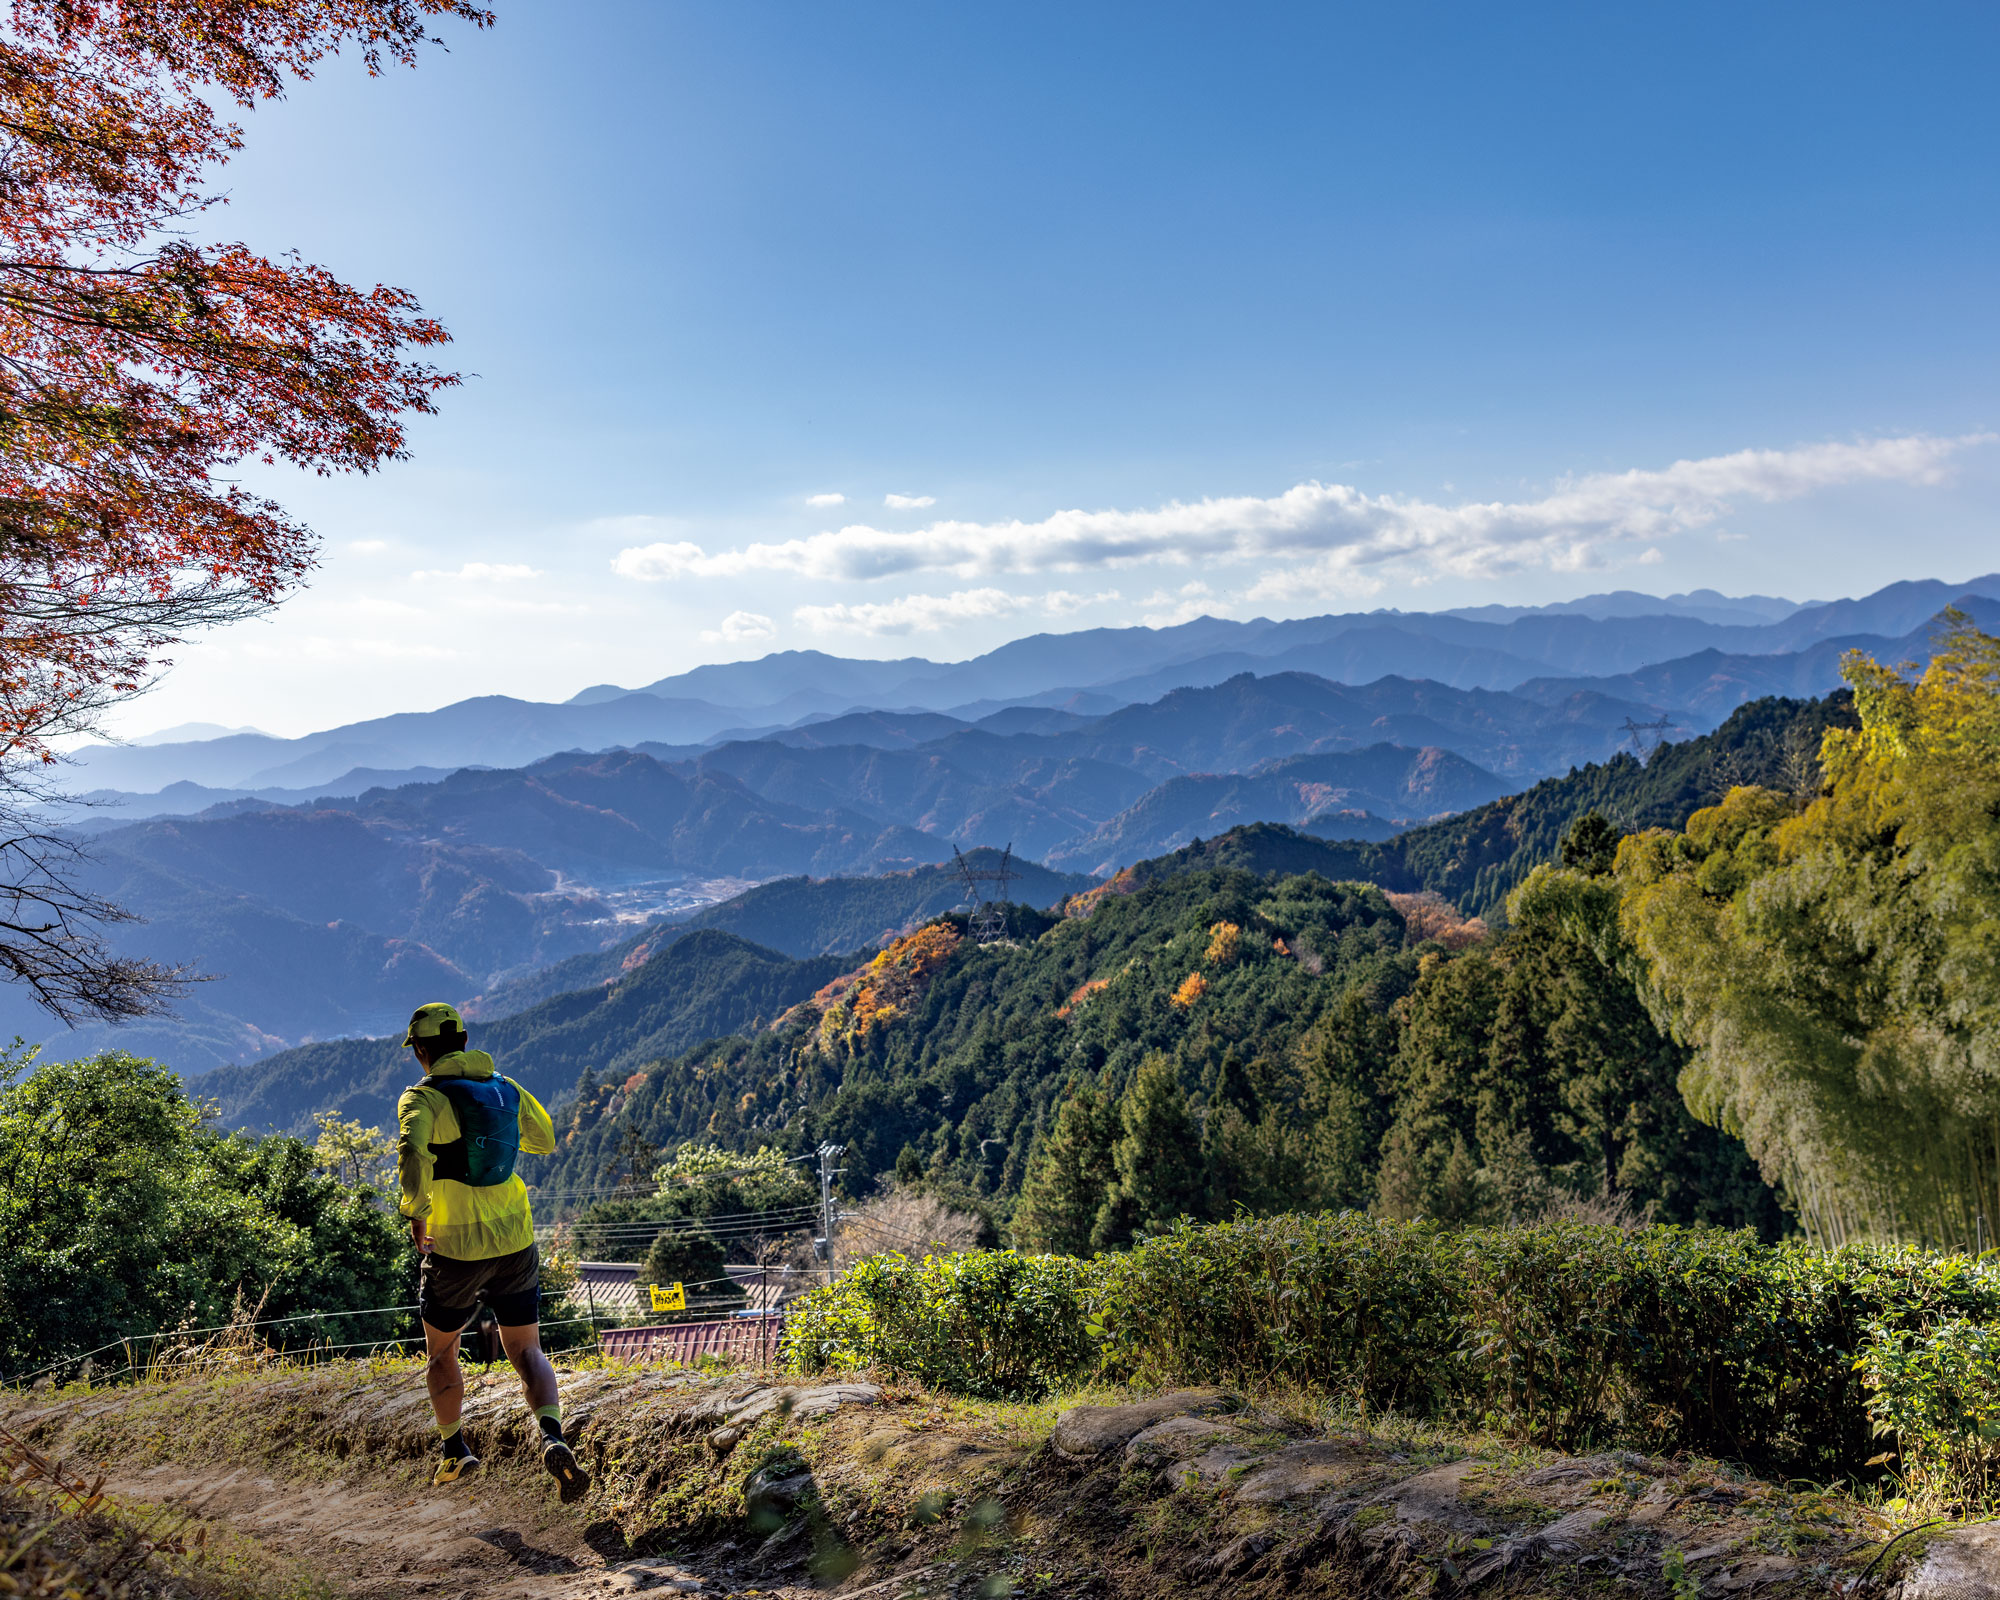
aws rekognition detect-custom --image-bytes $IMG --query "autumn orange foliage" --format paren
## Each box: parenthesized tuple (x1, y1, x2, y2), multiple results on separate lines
(1056, 977, 1110, 1020)
(1061, 867, 1141, 920)
(803, 920, 963, 1052)
(0, 0, 486, 758)
(1203, 920, 1242, 966)
(1171, 971, 1208, 1009)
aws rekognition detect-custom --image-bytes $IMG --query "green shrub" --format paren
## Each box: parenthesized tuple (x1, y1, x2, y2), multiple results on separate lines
(0, 1049, 413, 1376)
(1095, 1214, 2000, 1476)
(1858, 1318, 2000, 1510)
(782, 1250, 1101, 1399)
(784, 1216, 2000, 1485)
(1091, 1211, 1462, 1411)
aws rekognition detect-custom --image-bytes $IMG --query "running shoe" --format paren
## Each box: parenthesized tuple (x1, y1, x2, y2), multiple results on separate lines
(433, 1450, 481, 1486)
(542, 1436, 591, 1503)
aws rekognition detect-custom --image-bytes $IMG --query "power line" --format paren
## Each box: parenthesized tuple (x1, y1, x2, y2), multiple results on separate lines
(569, 1206, 821, 1239)
(572, 1207, 820, 1230)
(568, 1202, 821, 1224)
(572, 1219, 819, 1241)
(525, 1152, 817, 1207)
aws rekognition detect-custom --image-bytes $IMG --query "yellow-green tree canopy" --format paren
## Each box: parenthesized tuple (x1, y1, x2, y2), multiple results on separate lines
(1614, 614, 2000, 1246)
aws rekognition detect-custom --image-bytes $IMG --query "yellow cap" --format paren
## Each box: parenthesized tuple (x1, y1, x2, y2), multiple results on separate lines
(402, 1001, 466, 1048)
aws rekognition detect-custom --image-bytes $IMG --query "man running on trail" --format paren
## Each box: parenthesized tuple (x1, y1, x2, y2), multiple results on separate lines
(396, 1001, 590, 1499)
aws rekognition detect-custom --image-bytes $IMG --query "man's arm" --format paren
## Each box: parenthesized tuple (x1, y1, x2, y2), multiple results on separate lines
(396, 1086, 437, 1245)
(515, 1080, 556, 1156)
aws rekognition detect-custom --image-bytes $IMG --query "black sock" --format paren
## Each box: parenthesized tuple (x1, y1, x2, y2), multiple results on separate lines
(440, 1424, 472, 1460)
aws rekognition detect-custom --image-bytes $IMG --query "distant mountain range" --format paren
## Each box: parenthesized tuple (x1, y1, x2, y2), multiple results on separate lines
(202, 856, 1098, 1136)
(201, 929, 858, 1138)
(13, 674, 1524, 1068)
(15, 576, 1997, 1083)
(58, 575, 2000, 802)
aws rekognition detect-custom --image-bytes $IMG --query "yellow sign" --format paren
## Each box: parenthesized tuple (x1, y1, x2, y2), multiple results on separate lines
(649, 1281, 686, 1313)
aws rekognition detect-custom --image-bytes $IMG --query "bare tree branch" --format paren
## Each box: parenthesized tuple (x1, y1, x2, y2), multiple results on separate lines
(0, 770, 196, 1024)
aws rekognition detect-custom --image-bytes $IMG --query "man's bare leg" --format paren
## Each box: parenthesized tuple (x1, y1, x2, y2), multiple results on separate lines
(423, 1322, 467, 1432)
(422, 1322, 479, 1483)
(501, 1321, 589, 1501)
(498, 1321, 558, 1413)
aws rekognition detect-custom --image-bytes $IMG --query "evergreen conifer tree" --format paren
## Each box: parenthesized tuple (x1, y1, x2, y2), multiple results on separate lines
(1010, 1086, 1116, 1255)
(1096, 1055, 1208, 1246)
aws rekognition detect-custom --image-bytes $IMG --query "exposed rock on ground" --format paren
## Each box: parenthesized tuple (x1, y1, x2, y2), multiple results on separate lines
(1051, 1389, 1242, 1460)
(1897, 1520, 2000, 1599)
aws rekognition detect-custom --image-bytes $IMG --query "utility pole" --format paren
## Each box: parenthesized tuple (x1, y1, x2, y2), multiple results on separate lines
(815, 1142, 845, 1286)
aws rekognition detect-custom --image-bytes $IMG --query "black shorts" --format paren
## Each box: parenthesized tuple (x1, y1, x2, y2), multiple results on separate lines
(419, 1243, 541, 1332)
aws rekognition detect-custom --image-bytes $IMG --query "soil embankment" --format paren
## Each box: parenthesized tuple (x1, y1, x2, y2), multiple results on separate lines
(1, 1358, 1981, 1597)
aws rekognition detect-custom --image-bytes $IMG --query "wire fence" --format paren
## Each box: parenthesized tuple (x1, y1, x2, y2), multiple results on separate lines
(6, 1259, 821, 1390)
(10, 1183, 966, 1390)
(62, 1313, 618, 1389)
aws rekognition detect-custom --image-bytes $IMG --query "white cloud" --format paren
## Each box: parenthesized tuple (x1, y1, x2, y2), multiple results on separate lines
(612, 541, 706, 581)
(795, 588, 1030, 635)
(806, 492, 846, 507)
(347, 538, 389, 554)
(1040, 588, 1122, 616)
(610, 435, 1990, 589)
(701, 610, 778, 645)
(409, 561, 543, 582)
(884, 493, 937, 510)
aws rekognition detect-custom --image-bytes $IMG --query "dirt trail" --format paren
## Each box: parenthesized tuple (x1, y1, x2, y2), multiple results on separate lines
(107, 1460, 605, 1599)
(8, 1360, 1980, 1598)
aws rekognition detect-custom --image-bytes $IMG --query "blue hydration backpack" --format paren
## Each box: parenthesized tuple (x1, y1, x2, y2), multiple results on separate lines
(422, 1074, 522, 1187)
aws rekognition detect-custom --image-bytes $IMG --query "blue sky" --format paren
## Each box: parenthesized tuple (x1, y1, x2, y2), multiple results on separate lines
(126, 1, 2000, 737)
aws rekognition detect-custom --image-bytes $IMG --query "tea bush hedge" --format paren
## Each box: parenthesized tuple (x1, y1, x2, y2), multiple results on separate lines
(1859, 1318, 2000, 1507)
(1098, 1214, 2000, 1475)
(784, 1213, 2000, 1485)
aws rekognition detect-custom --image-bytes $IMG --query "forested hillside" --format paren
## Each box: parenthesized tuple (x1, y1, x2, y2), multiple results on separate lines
(541, 627, 2000, 1260)
(538, 851, 1780, 1241)
(1381, 689, 1862, 917)
(1094, 691, 1857, 922)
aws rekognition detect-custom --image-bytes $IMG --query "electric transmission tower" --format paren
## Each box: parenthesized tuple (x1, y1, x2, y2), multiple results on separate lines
(953, 843, 1017, 943)
(1620, 714, 1676, 759)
